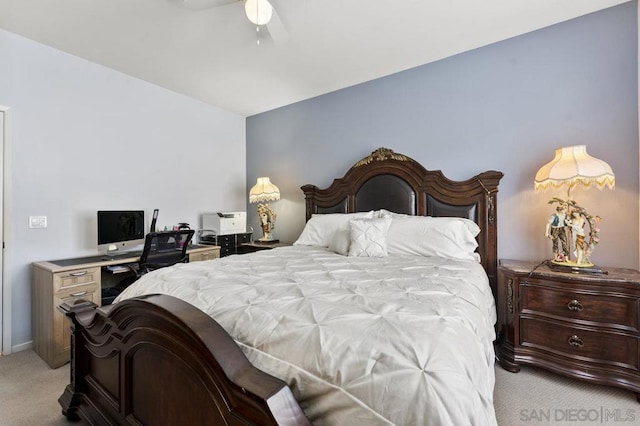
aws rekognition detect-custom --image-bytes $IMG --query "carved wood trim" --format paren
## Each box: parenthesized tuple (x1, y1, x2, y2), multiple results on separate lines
(507, 278, 514, 315)
(59, 295, 310, 425)
(353, 147, 411, 166)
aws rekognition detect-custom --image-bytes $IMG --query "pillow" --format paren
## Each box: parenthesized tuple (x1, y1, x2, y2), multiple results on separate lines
(386, 215, 481, 262)
(348, 216, 392, 257)
(328, 229, 351, 255)
(294, 211, 374, 247)
(376, 209, 407, 219)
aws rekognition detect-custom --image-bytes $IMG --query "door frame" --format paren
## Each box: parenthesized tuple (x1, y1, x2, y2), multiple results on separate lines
(0, 106, 11, 355)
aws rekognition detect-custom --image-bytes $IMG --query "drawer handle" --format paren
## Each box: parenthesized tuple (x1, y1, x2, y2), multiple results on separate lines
(70, 291, 88, 297)
(567, 300, 583, 312)
(69, 271, 88, 277)
(568, 335, 584, 348)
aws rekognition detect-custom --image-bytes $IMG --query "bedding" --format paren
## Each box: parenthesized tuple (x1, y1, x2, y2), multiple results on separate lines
(294, 211, 374, 248)
(115, 245, 497, 425)
(379, 212, 482, 262)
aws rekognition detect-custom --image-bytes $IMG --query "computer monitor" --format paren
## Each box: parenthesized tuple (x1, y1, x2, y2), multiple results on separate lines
(97, 210, 145, 254)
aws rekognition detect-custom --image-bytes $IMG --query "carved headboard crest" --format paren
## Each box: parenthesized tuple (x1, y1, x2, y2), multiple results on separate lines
(353, 148, 410, 167)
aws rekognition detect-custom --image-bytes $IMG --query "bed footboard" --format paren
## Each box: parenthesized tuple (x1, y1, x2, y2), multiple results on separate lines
(58, 295, 310, 425)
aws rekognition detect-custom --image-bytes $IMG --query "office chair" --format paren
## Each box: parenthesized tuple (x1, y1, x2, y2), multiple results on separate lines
(130, 229, 195, 279)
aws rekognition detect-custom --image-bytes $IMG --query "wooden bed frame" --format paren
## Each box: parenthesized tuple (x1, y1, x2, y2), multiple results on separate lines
(59, 148, 502, 424)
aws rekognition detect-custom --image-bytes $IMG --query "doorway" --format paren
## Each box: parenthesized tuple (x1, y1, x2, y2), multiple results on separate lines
(0, 107, 7, 355)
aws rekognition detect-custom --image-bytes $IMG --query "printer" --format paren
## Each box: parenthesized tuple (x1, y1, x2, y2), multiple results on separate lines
(202, 212, 247, 235)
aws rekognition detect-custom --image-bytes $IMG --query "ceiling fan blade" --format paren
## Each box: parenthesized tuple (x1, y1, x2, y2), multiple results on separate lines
(175, 0, 289, 44)
(180, 0, 238, 11)
(266, 7, 289, 44)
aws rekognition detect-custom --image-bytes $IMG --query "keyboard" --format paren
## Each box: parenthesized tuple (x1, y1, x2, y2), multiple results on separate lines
(102, 250, 142, 260)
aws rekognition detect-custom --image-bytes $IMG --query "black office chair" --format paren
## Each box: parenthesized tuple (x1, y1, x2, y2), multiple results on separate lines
(130, 229, 195, 279)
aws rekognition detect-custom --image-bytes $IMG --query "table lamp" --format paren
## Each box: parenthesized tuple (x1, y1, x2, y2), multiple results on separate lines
(249, 177, 280, 242)
(534, 145, 615, 273)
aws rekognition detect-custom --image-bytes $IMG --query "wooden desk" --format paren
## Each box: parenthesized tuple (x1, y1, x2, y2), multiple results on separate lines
(32, 245, 220, 368)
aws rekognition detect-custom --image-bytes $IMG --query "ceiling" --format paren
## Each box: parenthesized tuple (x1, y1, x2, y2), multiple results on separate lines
(0, 0, 631, 117)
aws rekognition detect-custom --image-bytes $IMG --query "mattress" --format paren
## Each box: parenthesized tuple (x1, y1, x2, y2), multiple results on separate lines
(116, 246, 497, 425)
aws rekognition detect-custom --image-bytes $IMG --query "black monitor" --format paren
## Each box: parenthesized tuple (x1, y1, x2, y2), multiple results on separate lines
(97, 210, 145, 254)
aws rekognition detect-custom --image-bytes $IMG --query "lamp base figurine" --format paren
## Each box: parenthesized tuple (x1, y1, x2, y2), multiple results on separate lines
(544, 197, 606, 275)
(257, 203, 277, 242)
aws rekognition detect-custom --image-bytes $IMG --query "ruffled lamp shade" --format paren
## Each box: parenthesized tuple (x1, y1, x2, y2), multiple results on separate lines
(249, 177, 280, 203)
(534, 145, 615, 193)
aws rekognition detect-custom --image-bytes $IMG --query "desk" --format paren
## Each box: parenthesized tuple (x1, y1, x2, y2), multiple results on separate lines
(32, 245, 220, 368)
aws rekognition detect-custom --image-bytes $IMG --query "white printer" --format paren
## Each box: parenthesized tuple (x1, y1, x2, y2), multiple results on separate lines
(202, 212, 247, 235)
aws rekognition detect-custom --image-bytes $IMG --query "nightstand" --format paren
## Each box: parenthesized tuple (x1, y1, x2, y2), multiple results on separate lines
(239, 241, 290, 254)
(496, 259, 640, 402)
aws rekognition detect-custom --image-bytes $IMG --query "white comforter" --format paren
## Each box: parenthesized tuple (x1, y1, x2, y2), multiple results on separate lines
(116, 246, 497, 425)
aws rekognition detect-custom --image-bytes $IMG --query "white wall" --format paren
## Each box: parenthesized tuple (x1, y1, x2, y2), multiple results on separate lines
(0, 29, 247, 349)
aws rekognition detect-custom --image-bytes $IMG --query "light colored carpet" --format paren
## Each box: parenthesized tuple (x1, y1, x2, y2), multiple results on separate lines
(0, 349, 637, 425)
(0, 350, 87, 426)
(494, 363, 637, 425)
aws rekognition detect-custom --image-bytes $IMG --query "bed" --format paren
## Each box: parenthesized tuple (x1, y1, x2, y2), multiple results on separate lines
(59, 147, 503, 425)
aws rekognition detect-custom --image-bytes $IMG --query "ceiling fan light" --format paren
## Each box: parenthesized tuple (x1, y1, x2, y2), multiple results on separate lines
(245, 0, 273, 26)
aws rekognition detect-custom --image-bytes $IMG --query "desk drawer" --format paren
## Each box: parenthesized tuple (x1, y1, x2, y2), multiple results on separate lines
(217, 235, 234, 256)
(53, 267, 100, 293)
(189, 249, 220, 262)
(237, 233, 251, 244)
(55, 282, 99, 299)
(54, 287, 100, 361)
(216, 235, 234, 245)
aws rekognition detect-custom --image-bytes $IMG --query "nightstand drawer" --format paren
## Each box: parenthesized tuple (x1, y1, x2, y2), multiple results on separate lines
(521, 318, 638, 370)
(521, 281, 639, 332)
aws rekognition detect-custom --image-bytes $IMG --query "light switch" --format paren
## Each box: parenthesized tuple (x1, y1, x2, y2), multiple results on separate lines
(29, 216, 47, 229)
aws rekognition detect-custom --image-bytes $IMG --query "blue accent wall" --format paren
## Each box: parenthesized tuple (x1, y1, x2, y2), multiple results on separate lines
(247, 2, 639, 268)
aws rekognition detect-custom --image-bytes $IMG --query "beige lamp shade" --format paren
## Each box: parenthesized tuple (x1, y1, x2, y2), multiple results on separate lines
(534, 145, 615, 192)
(249, 177, 280, 203)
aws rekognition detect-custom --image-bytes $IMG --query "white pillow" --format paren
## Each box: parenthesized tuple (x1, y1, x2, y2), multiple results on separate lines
(348, 216, 392, 257)
(294, 211, 374, 247)
(328, 229, 351, 255)
(376, 209, 407, 219)
(386, 215, 481, 262)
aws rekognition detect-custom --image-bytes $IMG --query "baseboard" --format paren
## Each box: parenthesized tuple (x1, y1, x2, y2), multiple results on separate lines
(11, 340, 33, 353)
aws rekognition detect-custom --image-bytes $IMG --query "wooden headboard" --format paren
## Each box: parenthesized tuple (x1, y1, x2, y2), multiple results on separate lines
(301, 147, 504, 294)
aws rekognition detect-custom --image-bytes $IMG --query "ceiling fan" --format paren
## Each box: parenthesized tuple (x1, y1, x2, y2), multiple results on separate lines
(178, 0, 289, 44)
